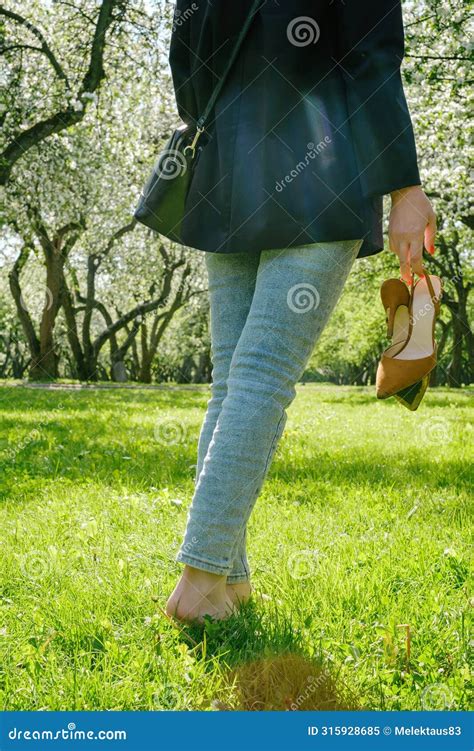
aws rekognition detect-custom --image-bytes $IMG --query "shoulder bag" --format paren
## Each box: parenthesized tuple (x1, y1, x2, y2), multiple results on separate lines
(134, 0, 262, 242)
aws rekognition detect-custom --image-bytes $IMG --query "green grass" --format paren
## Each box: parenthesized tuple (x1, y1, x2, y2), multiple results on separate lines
(0, 384, 472, 711)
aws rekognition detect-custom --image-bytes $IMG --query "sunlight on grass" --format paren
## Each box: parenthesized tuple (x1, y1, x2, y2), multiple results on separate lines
(0, 384, 472, 710)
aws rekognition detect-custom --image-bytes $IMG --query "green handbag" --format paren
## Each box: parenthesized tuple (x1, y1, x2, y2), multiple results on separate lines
(134, 0, 262, 242)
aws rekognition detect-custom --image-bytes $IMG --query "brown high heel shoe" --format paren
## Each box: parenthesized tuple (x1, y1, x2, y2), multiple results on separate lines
(376, 271, 442, 410)
(380, 277, 425, 410)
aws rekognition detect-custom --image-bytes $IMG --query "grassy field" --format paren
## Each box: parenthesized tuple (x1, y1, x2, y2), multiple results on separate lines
(0, 383, 472, 711)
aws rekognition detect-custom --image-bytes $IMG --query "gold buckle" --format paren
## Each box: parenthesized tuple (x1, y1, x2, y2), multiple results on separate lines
(183, 127, 204, 158)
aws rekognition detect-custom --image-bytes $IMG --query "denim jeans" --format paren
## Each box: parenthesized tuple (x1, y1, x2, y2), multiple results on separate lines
(176, 239, 363, 581)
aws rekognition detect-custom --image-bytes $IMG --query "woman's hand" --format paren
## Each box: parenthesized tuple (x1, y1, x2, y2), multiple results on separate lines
(388, 185, 437, 284)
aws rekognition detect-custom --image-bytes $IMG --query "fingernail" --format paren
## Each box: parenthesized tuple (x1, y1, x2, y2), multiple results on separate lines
(429, 245, 435, 255)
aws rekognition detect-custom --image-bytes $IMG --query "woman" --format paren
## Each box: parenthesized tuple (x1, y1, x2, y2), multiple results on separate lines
(165, 0, 436, 622)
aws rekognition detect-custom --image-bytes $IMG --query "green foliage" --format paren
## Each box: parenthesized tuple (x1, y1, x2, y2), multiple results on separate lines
(0, 0, 472, 383)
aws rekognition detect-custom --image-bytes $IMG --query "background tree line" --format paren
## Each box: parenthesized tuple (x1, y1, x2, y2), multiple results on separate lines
(0, 0, 472, 386)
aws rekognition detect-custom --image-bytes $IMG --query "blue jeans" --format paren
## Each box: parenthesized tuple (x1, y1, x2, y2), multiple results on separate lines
(177, 239, 362, 581)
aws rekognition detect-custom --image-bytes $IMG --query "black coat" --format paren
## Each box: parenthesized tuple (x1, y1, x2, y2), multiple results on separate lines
(169, 0, 421, 258)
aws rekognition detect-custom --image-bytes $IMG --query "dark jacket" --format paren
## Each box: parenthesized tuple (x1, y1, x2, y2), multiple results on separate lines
(169, 0, 421, 258)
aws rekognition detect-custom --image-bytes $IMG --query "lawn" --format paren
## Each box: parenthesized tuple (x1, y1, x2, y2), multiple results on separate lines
(0, 383, 472, 711)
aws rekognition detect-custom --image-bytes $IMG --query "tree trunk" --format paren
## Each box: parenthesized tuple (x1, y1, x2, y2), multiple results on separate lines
(457, 292, 473, 383)
(30, 251, 64, 379)
(78, 352, 99, 381)
(138, 354, 153, 384)
(60, 280, 89, 381)
(447, 315, 463, 387)
(446, 285, 472, 386)
(129, 335, 140, 380)
(194, 350, 212, 383)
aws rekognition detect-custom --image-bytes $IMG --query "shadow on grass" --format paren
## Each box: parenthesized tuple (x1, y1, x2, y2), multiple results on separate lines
(0, 389, 206, 500)
(0, 387, 207, 413)
(173, 601, 360, 711)
(1, 437, 470, 506)
(272, 453, 471, 495)
(227, 653, 357, 711)
(1, 386, 471, 503)
(297, 385, 472, 410)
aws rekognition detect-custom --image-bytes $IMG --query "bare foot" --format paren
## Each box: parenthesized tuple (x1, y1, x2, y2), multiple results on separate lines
(226, 581, 252, 606)
(166, 565, 234, 623)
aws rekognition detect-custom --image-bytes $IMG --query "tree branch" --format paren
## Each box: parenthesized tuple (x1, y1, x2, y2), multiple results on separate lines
(96, 218, 137, 267)
(0, 0, 118, 185)
(0, 7, 70, 85)
(93, 294, 173, 355)
(405, 54, 471, 61)
(79, 0, 116, 95)
(8, 244, 41, 359)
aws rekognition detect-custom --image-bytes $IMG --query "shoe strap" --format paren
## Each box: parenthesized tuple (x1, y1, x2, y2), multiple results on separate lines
(421, 268, 441, 313)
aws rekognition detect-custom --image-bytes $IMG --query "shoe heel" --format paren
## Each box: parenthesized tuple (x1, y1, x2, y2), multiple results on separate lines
(394, 375, 430, 412)
(380, 279, 410, 339)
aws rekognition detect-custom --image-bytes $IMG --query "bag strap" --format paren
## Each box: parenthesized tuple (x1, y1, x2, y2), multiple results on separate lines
(196, 0, 262, 130)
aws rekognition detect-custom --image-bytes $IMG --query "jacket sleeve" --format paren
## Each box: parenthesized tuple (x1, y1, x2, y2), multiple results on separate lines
(335, 0, 421, 197)
(168, 2, 197, 124)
